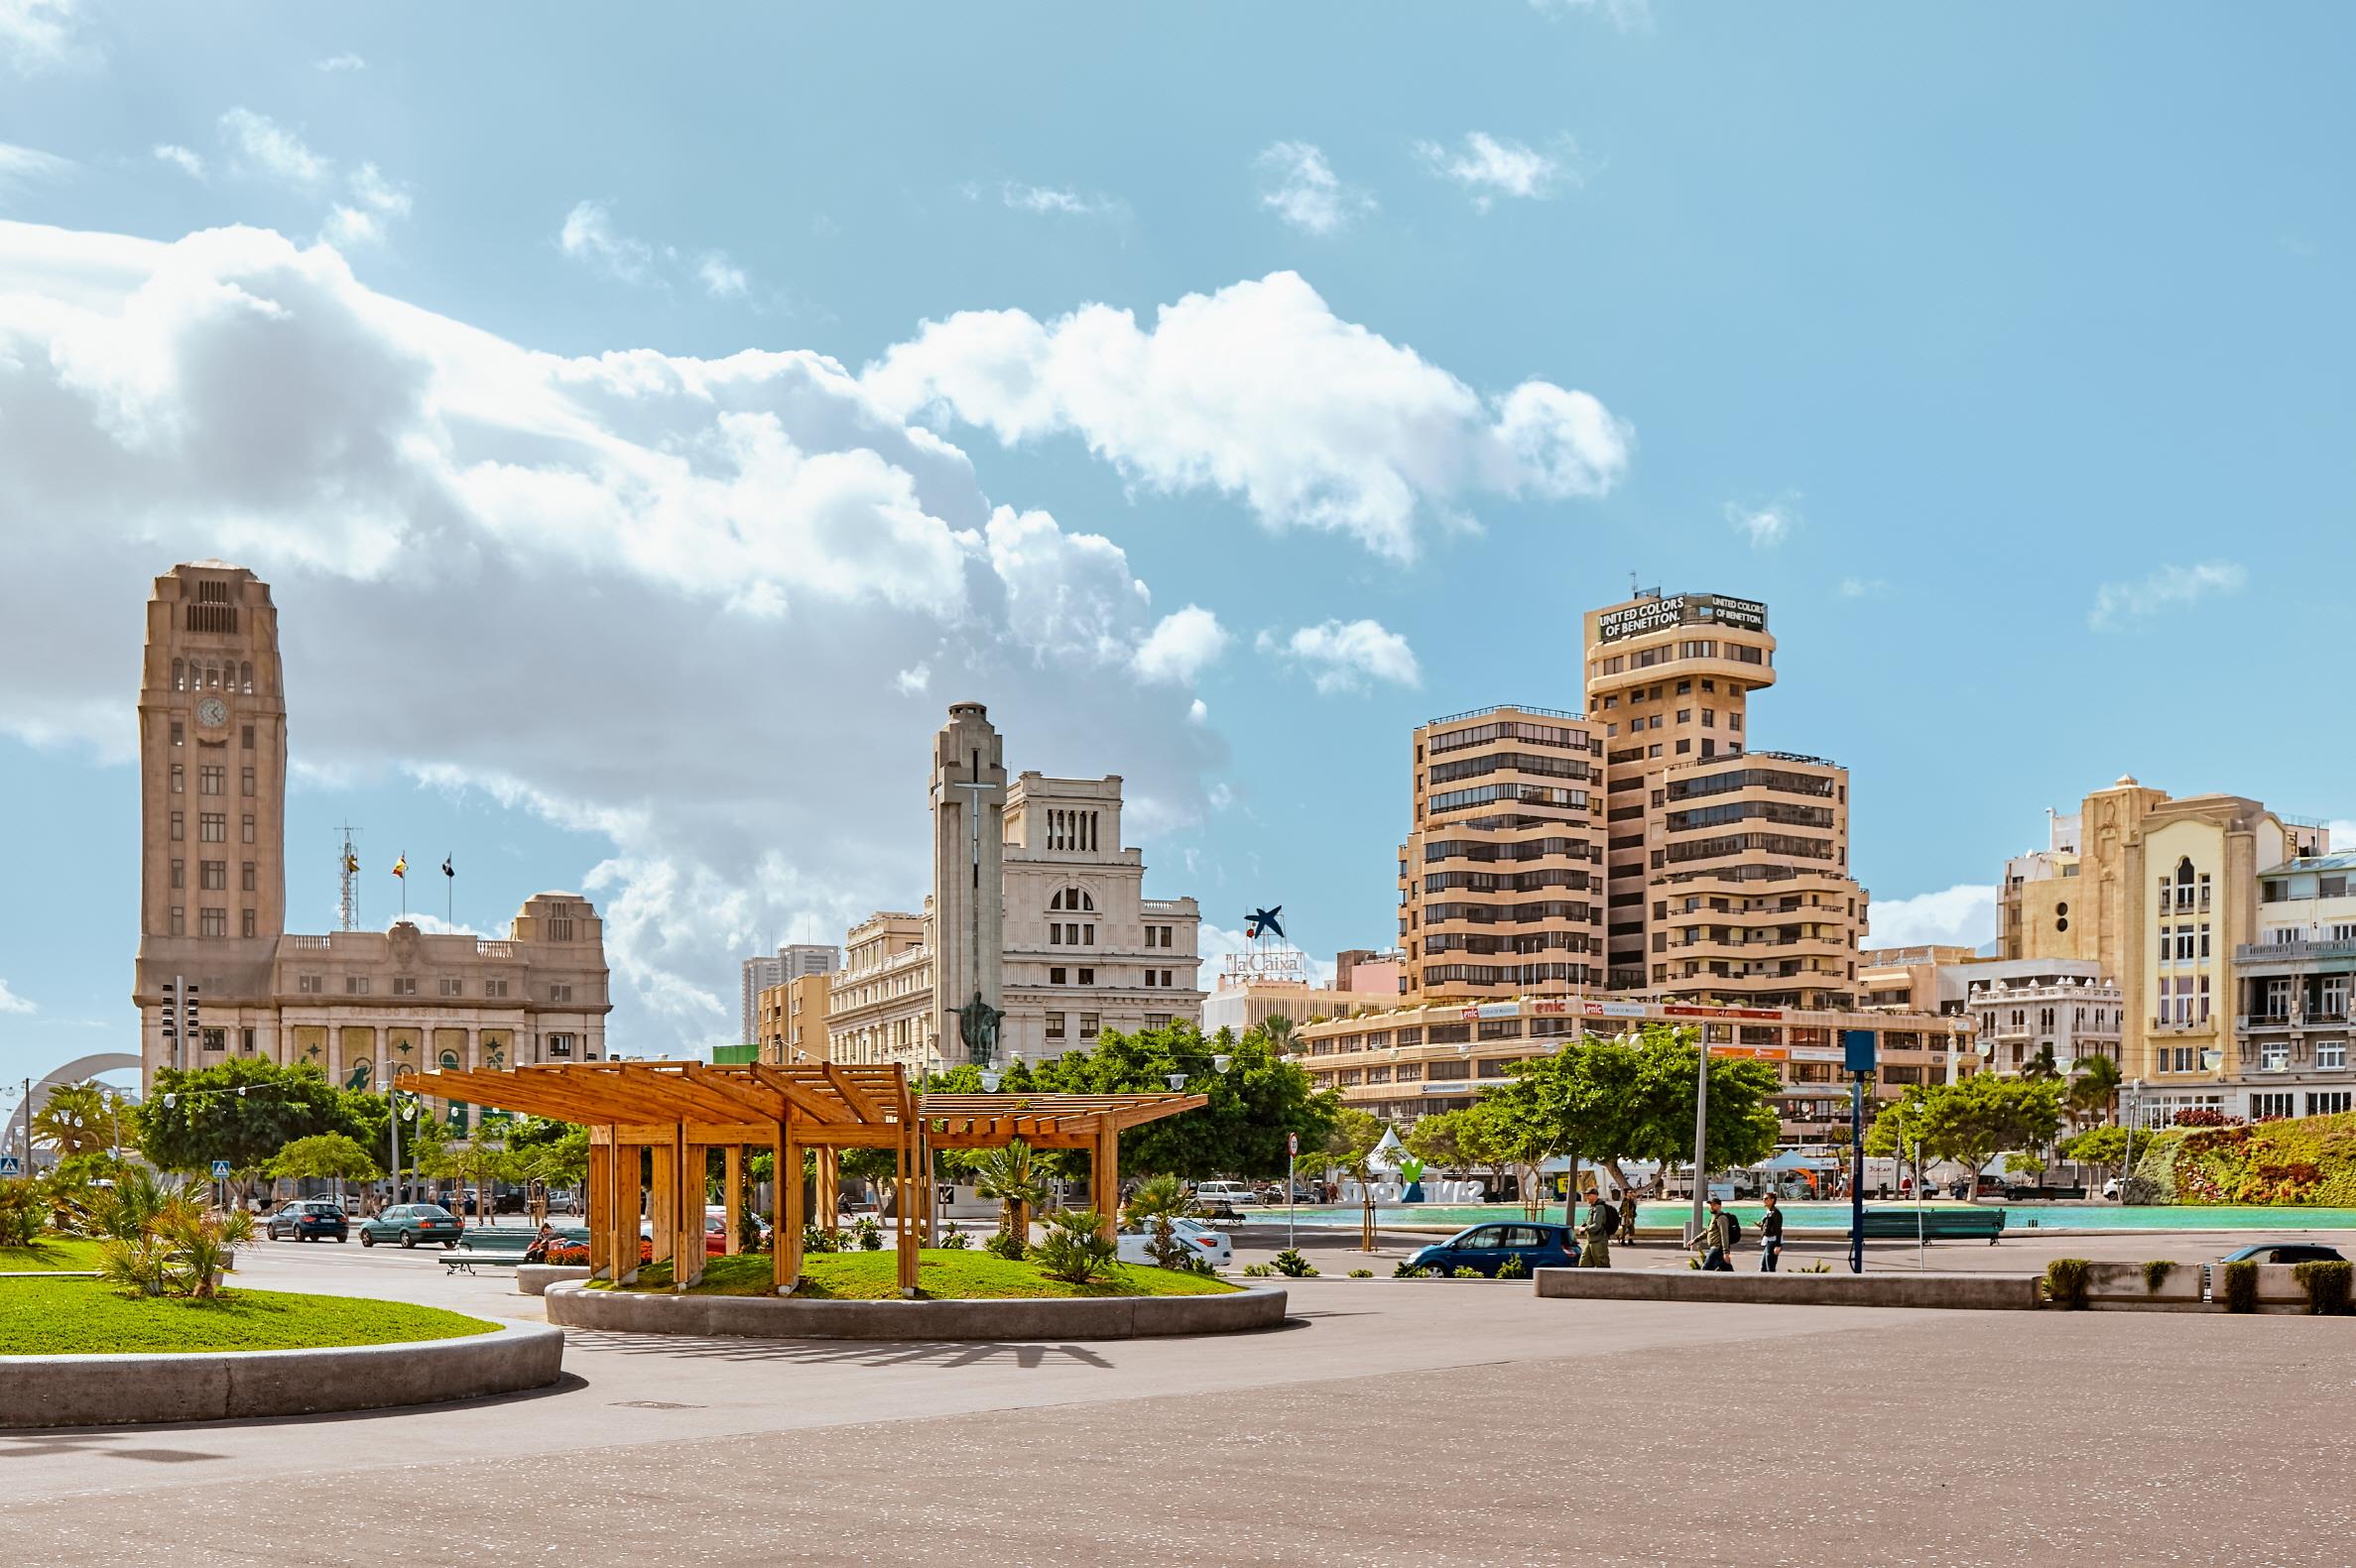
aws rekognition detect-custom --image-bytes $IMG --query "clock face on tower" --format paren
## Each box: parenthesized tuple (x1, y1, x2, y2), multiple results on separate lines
(196, 697, 227, 728)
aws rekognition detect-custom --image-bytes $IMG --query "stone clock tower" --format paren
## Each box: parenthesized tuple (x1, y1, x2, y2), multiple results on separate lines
(134, 563, 289, 1072)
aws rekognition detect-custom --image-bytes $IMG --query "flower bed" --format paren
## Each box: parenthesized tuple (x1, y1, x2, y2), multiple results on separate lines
(2132, 1111, 2356, 1206)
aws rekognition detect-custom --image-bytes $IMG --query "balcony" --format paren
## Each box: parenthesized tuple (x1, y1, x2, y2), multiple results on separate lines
(2235, 939, 2356, 966)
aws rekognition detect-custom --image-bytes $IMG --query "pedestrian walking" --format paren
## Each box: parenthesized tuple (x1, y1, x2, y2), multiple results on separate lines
(1577, 1190, 1613, 1268)
(1758, 1192, 1784, 1271)
(1696, 1196, 1738, 1271)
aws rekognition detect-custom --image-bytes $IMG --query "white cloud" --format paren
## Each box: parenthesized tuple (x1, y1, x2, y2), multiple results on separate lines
(1254, 142, 1374, 237)
(0, 978, 33, 1014)
(152, 143, 206, 181)
(0, 217, 1228, 1053)
(0, 0, 89, 72)
(0, 142, 71, 203)
(560, 199, 752, 301)
(2328, 820, 2355, 853)
(1837, 576, 1889, 599)
(218, 107, 329, 186)
(863, 270, 1630, 560)
(1001, 182, 1121, 218)
(1415, 132, 1571, 210)
(1866, 885, 1996, 951)
(313, 52, 366, 72)
(1529, 0, 1652, 29)
(1187, 698, 1207, 725)
(1726, 496, 1797, 549)
(695, 253, 748, 299)
(1132, 605, 1230, 685)
(2086, 560, 2247, 632)
(1260, 619, 1422, 694)
(894, 663, 931, 695)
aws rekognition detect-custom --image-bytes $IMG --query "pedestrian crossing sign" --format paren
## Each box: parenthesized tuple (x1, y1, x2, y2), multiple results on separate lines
(0, 1153, 20, 1177)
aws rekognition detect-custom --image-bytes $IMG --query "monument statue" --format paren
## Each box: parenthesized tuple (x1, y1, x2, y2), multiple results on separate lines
(957, 990, 1004, 1067)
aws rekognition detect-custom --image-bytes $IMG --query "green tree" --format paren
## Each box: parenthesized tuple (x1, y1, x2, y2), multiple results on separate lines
(138, 1058, 349, 1189)
(1866, 1093, 1932, 1193)
(1911, 1074, 2065, 1203)
(2067, 1054, 2124, 1128)
(970, 1138, 1051, 1252)
(30, 1080, 135, 1159)
(1404, 1108, 1473, 1172)
(265, 1133, 382, 1210)
(1321, 1107, 1389, 1253)
(2057, 1124, 2135, 1185)
(1027, 1021, 1337, 1178)
(423, 1136, 519, 1227)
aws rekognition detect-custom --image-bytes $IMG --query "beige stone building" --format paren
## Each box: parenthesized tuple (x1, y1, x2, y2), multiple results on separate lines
(1998, 778, 2328, 1107)
(822, 704, 1203, 1073)
(131, 563, 611, 1123)
(1396, 705, 1607, 1001)
(1856, 945, 1977, 1014)
(1962, 958, 2123, 1075)
(2234, 853, 2356, 1119)
(754, 969, 834, 1065)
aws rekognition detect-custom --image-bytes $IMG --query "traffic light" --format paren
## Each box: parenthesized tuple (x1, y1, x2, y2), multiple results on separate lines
(160, 979, 199, 1062)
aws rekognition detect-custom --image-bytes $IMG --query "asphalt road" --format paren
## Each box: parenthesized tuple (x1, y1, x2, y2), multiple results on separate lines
(5, 1232, 2350, 1566)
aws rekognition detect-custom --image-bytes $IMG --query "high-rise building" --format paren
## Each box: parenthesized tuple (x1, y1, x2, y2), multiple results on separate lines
(739, 955, 785, 1045)
(756, 969, 835, 1065)
(824, 704, 1202, 1071)
(1580, 589, 1864, 1010)
(2235, 853, 2356, 1120)
(739, 943, 838, 1047)
(1396, 705, 1606, 1000)
(2001, 778, 2329, 1113)
(132, 562, 611, 1108)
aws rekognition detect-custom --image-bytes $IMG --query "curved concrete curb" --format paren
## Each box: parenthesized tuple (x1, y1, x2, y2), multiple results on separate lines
(0, 1320, 563, 1430)
(546, 1280, 1289, 1341)
(517, 1264, 592, 1296)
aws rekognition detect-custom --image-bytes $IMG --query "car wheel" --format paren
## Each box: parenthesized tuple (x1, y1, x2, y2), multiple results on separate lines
(443, 1241, 458, 1251)
(359, 1232, 375, 1247)
(336, 1234, 347, 1243)
(399, 1232, 417, 1250)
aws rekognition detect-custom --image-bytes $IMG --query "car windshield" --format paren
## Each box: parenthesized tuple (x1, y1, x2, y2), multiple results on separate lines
(304, 1205, 341, 1216)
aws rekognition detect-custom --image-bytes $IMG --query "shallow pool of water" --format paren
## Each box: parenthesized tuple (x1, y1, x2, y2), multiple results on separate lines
(1235, 1202, 2356, 1233)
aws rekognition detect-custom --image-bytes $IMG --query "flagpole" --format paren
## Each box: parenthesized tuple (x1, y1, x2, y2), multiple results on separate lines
(445, 854, 452, 929)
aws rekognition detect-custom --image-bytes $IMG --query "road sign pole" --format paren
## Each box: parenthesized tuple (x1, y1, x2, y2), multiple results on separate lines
(1287, 1131, 1298, 1252)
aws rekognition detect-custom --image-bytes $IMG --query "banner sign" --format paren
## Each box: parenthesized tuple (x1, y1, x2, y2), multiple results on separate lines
(1220, 948, 1308, 985)
(1597, 592, 1768, 645)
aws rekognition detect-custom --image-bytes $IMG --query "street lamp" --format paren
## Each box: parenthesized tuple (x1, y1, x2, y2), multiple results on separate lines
(2120, 1078, 2143, 1204)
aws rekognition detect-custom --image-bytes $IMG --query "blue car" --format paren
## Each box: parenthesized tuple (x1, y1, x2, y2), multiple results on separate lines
(1408, 1221, 1580, 1277)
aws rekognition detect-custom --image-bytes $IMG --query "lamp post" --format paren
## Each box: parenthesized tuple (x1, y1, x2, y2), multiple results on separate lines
(1686, 1026, 1710, 1246)
(2121, 1078, 2142, 1203)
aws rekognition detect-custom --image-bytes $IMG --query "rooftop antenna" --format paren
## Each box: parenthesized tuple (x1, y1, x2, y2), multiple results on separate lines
(337, 823, 362, 931)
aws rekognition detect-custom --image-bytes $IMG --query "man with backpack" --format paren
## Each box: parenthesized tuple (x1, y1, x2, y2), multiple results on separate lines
(1696, 1196, 1739, 1270)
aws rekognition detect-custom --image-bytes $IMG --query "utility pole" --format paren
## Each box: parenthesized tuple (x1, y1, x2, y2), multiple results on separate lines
(1686, 1028, 1710, 1244)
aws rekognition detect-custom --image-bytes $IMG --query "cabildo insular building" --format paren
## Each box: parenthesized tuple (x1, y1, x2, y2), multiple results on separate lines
(132, 562, 611, 1128)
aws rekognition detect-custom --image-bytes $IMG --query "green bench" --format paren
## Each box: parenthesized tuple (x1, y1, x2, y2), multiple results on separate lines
(439, 1229, 588, 1275)
(1854, 1207, 2007, 1243)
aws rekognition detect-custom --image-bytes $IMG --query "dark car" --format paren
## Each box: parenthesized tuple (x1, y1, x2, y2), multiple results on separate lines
(1407, 1221, 1580, 1277)
(2220, 1243, 2345, 1266)
(358, 1203, 466, 1250)
(266, 1200, 349, 1243)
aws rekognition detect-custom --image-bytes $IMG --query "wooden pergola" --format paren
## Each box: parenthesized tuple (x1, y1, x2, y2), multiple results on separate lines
(422, 1061, 1204, 1294)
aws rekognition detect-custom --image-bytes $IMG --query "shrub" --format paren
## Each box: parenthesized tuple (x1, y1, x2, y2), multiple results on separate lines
(1391, 1261, 1429, 1278)
(982, 1228, 1028, 1262)
(545, 1244, 589, 1266)
(1497, 1253, 1530, 1279)
(1793, 1261, 1833, 1274)
(1032, 1209, 1119, 1286)
(936, 1229, 973, 1250)
(2141, 1261, 2175, 1293)
(1348, 1268, 1373, 1278)
(1241, 1263, 1274, 1278)
(1271, 1249, 1318, 1278)
(0, 1181, 44, 1247)
(856, 1218, 883, 1252)
(2293, 1260, 2352, 1316)
(97, 1233, 172, 1297)
(803, 1224, 840, 1255)
(2219, 1260, 2259, 1314)
(1450, 1266, 1482, 1279)
(1176, 1252, 1218, 1277)
(2043, 1259, 2091, 1310)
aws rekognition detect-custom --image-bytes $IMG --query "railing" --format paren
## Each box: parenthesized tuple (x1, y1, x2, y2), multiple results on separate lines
(1425, 703, 1585, 726)
(2235, 939, 2356, 964)
(287, 934, 332, 949)
(474, 939, 518, 958)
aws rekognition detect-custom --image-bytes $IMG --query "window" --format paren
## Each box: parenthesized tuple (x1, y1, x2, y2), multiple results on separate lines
(2261, 1042, 2290, 1072)
(241, 767, 255, 796)
(241, 723, 254, 750)
(1050, 966, 1066, 985)
(1160, 968, 1173, 987)
(198, 812, 225, 842)
(240, 1026, 256, 1053)
(240, 861, 256, 893)
(346, 977, 370, 995)
(298, 975, 322, 994)
(485, 979, 509, 999)
(550, 984, 572, 1003)
(1079, 1012, 1099, 1037)
(170, 858, 186, 890)
(198, 765, 224, 795)
(1145, 1014, 1171, 1029)
(392, 977, 417, 996)
(199, 906, 227, 938)
(1701, 709, 1716, 728)
(200, 1026, 226, 1053)
(170, 810, 185, 842)
(170, 905, 185, 936)
(2317, 1041, 2348, 1072)
(1077, 967, 1094, 986)
(241, 908, 256, 938)
(1049, 887, 1096, 912)
(241, 815, 255, 844)
(170, 764, 185, 793)
(547, 1034, 575, 1059)
(2310, 1090, 2353, 1115)
(1045, 1012, 1067, 1040)
(200, 859, 226, 890)
(2251, 1092, 2294, 1119)
(1675, 709, 1691, 724)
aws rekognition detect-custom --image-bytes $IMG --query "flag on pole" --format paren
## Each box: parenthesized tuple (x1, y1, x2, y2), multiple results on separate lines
(392, 854, 407, 879)
(344, 851, 358, 873)
(441, 856, 454, 880)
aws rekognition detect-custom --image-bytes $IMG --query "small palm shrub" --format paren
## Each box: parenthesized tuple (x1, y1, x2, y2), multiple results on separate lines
(0, 1181, 44, 1246)
(2043, 1258, 2091, 1310)
(2141, 1261, 2176, 1293)
(97, 1233, 173, 1296)
(1348, 1268, 1373, 1278)
(1450, 1266, 1482, 1278)
(936, 1229, 973, 1250)
(803, 1224, 840, 1254)
(983, 1228, 1028, 1262)
(1497, 1253, 1530, 1280)
(1241, 1263, 1275, 1278)
(1391, 1261, 1430, 1278)
(856, 1218, 883, 1252)
(1271, 1249, 1318, 1278)
(1033, 1209, 1119, 1286)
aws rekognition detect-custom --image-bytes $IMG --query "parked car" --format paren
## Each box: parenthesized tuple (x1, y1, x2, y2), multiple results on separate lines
(1116, 1217, 1232, 1269)
(705, 1204, 772, 1253)
(1191, 1180, 1256, 1207)
(266, 1200, 349, 1243)
(2219, 1243, 2345, 1266)
(1406, 1222, 1580, 1277)
(357, 1203, 466, 1249)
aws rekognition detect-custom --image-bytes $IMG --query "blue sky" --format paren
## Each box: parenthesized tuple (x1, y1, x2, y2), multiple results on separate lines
(1, 3, 2350, 1092)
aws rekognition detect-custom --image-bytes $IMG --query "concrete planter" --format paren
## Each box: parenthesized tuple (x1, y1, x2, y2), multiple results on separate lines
(517, 1264, 591, 1296)
(1533, 1267, 2043, 1311)
(2252, 1264, 2324, 1314)
(0, 1320, 563, 1430)
(2081, 1262, 2207, 1311)
(545, 1280, 1288, 1341)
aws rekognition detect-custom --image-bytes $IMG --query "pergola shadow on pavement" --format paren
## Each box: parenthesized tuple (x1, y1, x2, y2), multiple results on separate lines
(424, 1061, 1203, 1295)
(558, 1329, 1120, 1371)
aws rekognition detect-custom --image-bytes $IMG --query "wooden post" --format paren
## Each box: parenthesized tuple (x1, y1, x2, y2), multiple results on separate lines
(780, 1122, 804, 1293)
(611, 1142, 640, 1285)
(722, 1145, 743, 1258)
(586, 1138, 612, 1280)
(650, 1132, 676, 1266)
(815, 1147, 839, 1229)
(895, 1119, 920, 1294)
(1094, 1118, 1120, 1243)
(675, 1139, 703, 1290)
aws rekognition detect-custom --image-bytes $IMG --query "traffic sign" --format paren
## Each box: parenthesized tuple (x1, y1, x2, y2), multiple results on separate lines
(0, 1154, 21, 1177)
(1288, 1132, 1299, 1156)
(211, 1159, 233, 1179)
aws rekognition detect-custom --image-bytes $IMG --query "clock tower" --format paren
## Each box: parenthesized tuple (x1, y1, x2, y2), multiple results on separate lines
(135, 563, 289, 1076)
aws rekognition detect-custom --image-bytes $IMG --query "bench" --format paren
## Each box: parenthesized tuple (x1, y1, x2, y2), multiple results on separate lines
(439, 1229, 588, 1275)
(1854, 1207, 2007, 1243)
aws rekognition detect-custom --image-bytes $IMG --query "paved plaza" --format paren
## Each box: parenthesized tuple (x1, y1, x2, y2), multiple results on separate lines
(5, 1234, 2353, 1566)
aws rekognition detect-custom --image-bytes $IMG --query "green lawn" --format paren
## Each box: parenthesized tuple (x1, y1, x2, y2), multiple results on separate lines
(601, 1249, 1238, 1299)
(0, 1277, 499, 1356)
(0, 1237, 107, 1272)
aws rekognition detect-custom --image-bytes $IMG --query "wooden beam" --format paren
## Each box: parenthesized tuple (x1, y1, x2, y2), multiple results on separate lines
(895, 1115, 919, 1295)
(681, 1063, 788, 1122)
(611, 1141, 640, 1286)
(748, 1064, 853, 1125)
(814, 1146, 839, 1230)
(1094, 1118, 1119, 1243)
(820, 1061, 887, 1125)
(649, 1130, 676, 1266)
(780, 1121, 804, 1294)
(722, 1145, 742, 1258)
(675, 1139, 704, 1291)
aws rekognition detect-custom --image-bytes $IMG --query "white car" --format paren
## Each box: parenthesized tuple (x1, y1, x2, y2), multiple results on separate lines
(1117, 1217, 1232, 1270)
(1191, 1181, 1257, 1207)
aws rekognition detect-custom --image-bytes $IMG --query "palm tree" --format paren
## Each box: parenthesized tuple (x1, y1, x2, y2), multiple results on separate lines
(971, 1139, 1051, 1252)
(2022, 1044, 2061, 1082)
(2068, 1053, 2124, 1128)
(29, 1080, 120, 1159)
(1259, 1016, 1297, 1059)
(1124, 1173, 1196, 1268)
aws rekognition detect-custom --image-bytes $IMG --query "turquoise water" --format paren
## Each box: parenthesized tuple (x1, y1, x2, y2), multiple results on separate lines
(1237, 1202, 2356, 1233)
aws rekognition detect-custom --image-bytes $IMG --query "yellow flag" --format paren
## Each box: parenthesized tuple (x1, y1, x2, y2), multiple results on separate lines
(392, 854, 407, 879)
